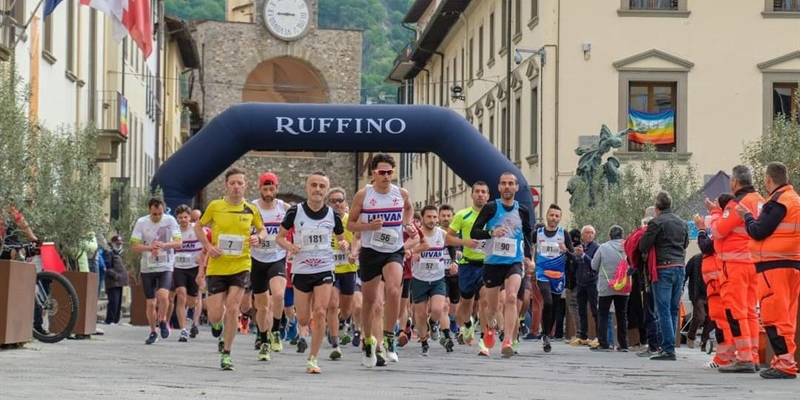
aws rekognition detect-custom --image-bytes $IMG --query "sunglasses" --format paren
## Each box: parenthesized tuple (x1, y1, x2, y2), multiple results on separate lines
(328, 198, 345, 204)
(374, 169, 394, 176)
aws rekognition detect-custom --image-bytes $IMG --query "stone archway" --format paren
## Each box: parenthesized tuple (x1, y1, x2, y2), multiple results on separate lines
(242, 56, 328, 104)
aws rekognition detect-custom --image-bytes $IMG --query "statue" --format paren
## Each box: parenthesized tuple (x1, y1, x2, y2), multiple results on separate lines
(566, 125, 629, 208)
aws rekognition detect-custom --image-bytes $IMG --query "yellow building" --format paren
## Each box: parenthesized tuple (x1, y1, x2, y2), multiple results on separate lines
(387, 0, 800, 222)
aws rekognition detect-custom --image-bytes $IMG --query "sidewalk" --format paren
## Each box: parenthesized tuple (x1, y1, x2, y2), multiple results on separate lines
(1, 323, 798, 400)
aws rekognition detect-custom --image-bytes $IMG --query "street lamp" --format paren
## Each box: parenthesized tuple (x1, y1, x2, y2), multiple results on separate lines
(515, 48, 546, 67)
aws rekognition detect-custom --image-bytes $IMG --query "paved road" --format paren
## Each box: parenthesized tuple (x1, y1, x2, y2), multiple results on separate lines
(1, 324, 797, 400)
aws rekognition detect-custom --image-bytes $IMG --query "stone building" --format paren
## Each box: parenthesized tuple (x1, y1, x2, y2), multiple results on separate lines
(192, 0, 362, 204)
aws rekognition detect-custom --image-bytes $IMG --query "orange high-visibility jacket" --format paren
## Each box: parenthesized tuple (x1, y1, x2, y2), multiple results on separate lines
(711, 190, 765, 263)
(749, 185, 800, 269)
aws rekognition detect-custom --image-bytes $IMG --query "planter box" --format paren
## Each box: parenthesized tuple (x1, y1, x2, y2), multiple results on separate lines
(0, 260, 37, 344)
(129, 283, 149, 326)
(62, 271, 98, 335)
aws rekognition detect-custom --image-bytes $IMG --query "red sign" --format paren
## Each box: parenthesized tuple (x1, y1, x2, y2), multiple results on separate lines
(529, 186, 540, 208)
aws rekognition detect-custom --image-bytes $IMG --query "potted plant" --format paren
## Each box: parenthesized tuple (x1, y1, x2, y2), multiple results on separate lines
(0, 62, 39, 345)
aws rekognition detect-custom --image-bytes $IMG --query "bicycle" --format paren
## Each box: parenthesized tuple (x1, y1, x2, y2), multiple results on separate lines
(5, 242, 80, 343)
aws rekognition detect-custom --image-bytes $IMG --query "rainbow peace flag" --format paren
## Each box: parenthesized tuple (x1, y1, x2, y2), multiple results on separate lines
(627, 108, 675, 145)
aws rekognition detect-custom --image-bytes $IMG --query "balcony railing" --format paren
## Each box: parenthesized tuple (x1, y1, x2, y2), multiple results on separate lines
(774, 0, 800, 11)
(630, 0, 678, 10)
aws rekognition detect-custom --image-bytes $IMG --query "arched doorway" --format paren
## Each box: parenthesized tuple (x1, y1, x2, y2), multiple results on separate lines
(242, 57, 328, 104)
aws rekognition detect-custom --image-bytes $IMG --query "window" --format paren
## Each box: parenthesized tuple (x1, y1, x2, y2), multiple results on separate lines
(619, 0, 688, 15)
(489, 114, 495, 147)
(627, 81, 678, 152)
(773, 82, 799, 123)
(66, 0, 76, 75)
(515, 0, 522, 35)
(42, 14, 54, 63)
(530, 87, 538, 155)
(514, 95, 522, 162)
(468, 38, 474, 80)
(500, 107, 507, 156)
(478, 25, 484, 69)
(771, 0, 800, 11)
(460, 47, 465, 86)
(501, 0, 507, 50)
(452, 57, 457, 90)
(629, 0, 678, 9)
(489, 12, 495, 56)
(531, 0, 539, 20)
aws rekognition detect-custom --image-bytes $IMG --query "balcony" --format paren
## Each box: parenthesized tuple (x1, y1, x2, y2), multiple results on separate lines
(95, 90, 129, 162)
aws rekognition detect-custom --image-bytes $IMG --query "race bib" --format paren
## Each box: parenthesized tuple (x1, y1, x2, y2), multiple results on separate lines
(333, 250, 349, 264)
(419, 257, 439, 271)
(301, 229, 329, 251)
(539, 243, 560, 257)
(218, 234, 245, 256)
(146, 250, 168, 266)
(370, 228, 399, 248)
(490, 237, 517, 257)
(259, 237, 278, 253)
(474, 240, 488, 255)
(175, 253, 193, 265)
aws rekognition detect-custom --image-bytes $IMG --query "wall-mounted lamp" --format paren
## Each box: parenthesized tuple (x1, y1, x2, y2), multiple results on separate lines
(582, 43, 591, 60)
(451, 85, 465, 101)
(514, 47, 546, 67)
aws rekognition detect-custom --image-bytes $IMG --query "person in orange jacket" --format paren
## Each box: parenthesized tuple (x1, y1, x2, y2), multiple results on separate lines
(737, 162, 800, 380)
(707, 165, 765, 373)
(695, 193, 736, 369)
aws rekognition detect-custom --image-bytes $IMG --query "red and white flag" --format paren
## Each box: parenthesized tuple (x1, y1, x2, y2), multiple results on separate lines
(80, 0, 153, 58)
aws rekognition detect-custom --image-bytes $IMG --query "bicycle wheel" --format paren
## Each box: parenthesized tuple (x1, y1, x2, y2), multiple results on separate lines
(32, 271, 80, 343)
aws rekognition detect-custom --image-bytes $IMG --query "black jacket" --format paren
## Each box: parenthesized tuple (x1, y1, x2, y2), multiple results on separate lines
(103, 248, 129, 289)
(638, 209, 689, 266)
(684, 253, 706, 301)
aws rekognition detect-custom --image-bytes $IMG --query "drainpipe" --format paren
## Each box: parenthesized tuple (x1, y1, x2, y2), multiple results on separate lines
(553, 0, 562, 206)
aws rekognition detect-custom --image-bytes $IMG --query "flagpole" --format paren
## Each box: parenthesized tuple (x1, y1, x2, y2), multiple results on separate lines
(13, 0, 46, 48)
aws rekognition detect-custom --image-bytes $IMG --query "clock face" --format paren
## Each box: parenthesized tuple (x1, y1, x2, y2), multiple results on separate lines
(264, 0, 311, 41)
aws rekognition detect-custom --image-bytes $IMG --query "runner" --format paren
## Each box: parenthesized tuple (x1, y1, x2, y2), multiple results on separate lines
(172, 205, 203, 342)
(534, 204, 574, 353)
(347, 153, 416, 367)
(195, 167, 266, 370)
(470, 173, 534, 358)
(410, 205, 456, 355)
(438, 204, 460, 337)
(276, 172, 348, 374)
(130, 198, 182, 345)
(447, 182, 491, 354)
(325, 187, 358, 360)
(250, 172, 291, 361)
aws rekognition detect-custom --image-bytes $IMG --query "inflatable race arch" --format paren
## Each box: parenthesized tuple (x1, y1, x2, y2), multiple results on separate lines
(152, 103, 535, 225)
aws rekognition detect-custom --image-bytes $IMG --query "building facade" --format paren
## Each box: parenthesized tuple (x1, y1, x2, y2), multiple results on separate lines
(388, 0, 800, 222)
(192, 0, 362, 204)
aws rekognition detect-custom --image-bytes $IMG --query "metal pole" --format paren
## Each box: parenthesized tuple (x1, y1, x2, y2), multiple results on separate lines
(505, 0, 512, 159)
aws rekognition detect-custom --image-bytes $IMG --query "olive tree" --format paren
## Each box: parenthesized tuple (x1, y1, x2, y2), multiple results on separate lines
(741, 92, 800, 190)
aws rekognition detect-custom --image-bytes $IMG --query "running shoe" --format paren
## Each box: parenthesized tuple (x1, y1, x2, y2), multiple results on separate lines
(352, 330, 361, 347)
(218, 338, 225, 353)
(512, 339, 520, 354)
(145, 332, 158, 345)
(189, 324, 199, 339)
(421, 340, 430, 356)
(483, 327, 497, 349)
(330, 346, 342, 360)
(384, 337, 399, 363)
(306, 356, 321, 374)
(159, 320, 171, 339)
(444, 337, 455, 353)
(179, 329, 189, 343)
(211, 322, 223, 338)
(296, 337, 308, 353)
(462, 317, 475, 344)
(258, 343, 271, 361)
(501, 340, 514, 358)
(220, 353, 234, 371)
(542, 335, 552, 353)
(362, 336, 377, 368)
(477, 339, 490, 357)
(270, 331, 283, 352)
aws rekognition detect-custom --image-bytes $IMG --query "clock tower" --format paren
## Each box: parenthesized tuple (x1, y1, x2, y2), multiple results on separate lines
(192, 0, 362, 205)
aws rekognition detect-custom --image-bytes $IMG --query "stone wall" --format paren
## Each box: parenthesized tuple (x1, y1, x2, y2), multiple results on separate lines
(190, 4, 362, 207)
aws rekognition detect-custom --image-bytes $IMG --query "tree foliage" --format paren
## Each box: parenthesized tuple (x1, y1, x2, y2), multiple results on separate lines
(740, 95, 800, 190)
(165, 0, 415, 103)
(569, 145, 701, 238)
